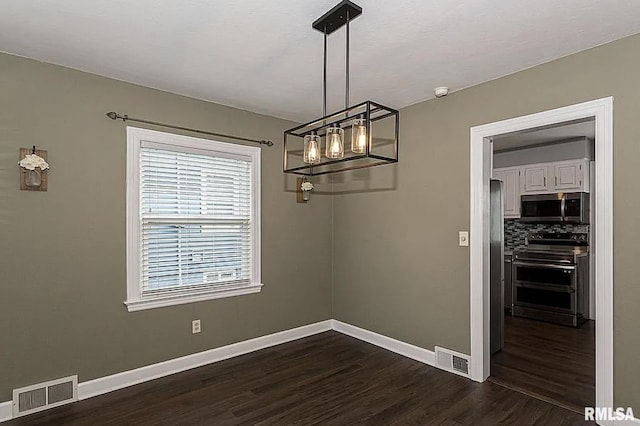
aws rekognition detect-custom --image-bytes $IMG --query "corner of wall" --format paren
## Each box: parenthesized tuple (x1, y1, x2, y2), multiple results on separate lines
(330, 180, 336, 319)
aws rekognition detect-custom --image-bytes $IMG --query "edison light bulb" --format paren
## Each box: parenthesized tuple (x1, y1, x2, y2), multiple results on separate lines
(325, 124, 344, 159)
(351, 117, 367, 153)
(303, 133, 321, 164)
(330, 134, 341, 154)
(308, 140, 319, 161)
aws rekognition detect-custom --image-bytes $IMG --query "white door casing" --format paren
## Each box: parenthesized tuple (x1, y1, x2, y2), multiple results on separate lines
(469, 97, 613, 417)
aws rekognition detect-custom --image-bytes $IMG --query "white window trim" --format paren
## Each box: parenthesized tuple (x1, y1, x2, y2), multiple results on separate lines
(125, 126, 262, 312)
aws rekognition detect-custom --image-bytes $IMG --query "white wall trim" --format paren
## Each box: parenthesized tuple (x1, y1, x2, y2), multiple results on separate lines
(124, 284, 264, 312)
(332, 320, 436, 366)
(78, 320, 331, 400)
(0, 320, 438, 422)
(0, 402, 11, 423)
(3, 317, 624, 424)
(0, 320, 332, 422)
(469, 98, 614, 416)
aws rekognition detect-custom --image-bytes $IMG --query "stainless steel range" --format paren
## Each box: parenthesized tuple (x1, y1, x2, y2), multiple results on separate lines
(512, 232, 589, 327)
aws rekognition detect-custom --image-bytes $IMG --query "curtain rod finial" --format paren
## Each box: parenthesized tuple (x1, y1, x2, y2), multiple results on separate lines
(106, 111, 118, 120)
(263, 140, 274, 146)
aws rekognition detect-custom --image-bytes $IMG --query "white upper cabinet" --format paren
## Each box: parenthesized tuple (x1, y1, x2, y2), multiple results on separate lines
(553, 159, 589, 192)
(517, 159, 590, 194)
(493, 159, 590, 219)
(521, 164, 550, 193)
(493, 167, 521, 218)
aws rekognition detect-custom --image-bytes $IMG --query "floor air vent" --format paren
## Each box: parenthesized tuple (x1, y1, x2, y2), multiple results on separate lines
(435, 346, 471, 378)
(12, 375, 78, 418)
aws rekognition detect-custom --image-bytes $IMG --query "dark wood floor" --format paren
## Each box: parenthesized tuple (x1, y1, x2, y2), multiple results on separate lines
(490, 315, 595, 414)
(8, 331, 592, 425)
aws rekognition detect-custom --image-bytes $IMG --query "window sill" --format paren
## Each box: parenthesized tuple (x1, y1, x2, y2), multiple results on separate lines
(124, 283, 263, 312)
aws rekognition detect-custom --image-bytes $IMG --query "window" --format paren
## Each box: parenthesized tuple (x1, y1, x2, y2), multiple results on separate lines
(125, 127, 262, 311)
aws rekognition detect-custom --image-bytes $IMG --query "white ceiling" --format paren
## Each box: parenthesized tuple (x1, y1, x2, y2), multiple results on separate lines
(1, 1, 639, 122)
(493, 120, 595, 151)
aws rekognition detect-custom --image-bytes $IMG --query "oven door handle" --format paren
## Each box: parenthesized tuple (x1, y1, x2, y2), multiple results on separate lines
(512, 261, 576, 270)
(514, 282, 576, 293)
(514, 257, 574, 264)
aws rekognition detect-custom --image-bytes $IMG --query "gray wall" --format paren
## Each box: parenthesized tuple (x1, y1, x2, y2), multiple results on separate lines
(493, 137, 594, 168)
(0, 53, 332, 402)
(332, 34, 640, 410)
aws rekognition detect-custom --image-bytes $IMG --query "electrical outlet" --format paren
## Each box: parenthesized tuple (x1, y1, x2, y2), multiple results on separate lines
(459, 231, 469, 247)
(192, 319, 201, 334)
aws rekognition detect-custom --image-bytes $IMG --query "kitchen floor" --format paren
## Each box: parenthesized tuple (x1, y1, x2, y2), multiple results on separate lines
(490, 315, 595, 414)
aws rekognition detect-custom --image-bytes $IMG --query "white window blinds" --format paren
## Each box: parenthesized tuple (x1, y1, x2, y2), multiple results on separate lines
(139, 143, 253, 297)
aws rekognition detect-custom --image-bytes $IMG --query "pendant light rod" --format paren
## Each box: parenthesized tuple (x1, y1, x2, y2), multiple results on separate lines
(323, 28, 328, 120)
(314, 0, 362, 121)
(345, 9, 350, 111)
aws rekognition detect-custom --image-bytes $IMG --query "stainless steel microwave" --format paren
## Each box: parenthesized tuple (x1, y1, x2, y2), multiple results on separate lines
(520, 192, 590, 223)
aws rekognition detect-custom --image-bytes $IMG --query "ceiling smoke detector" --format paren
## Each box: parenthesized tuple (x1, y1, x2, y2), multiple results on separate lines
(434, 87, 449, 98)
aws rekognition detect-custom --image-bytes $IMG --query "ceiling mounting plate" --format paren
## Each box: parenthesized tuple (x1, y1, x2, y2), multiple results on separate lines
(312, 0, 362, 35)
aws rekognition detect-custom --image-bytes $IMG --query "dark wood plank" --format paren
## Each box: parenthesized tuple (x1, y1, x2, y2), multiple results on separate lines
(7, 331, 591, 425)
(490, 315, 595, 413)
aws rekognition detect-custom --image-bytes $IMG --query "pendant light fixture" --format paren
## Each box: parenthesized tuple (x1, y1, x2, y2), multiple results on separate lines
(283, 0, 399, 176)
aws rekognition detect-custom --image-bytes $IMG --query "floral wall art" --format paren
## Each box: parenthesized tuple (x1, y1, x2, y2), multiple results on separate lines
(18, 147, 49, 191)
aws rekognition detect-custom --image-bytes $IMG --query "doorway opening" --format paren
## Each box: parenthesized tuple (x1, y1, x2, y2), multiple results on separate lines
(469, 98, 613, 413)
(490, 118, 595, 412)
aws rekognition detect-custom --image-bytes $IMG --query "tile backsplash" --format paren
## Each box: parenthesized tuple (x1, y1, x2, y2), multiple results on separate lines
(504, 219, 589, 250)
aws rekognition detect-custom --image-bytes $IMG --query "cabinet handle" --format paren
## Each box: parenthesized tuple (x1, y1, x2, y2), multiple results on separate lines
(544, 177, 546, 186)
(555, 176, 557, 186)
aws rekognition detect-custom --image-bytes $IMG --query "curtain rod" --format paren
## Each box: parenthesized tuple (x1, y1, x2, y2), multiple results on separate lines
(105, 112, 274, 147)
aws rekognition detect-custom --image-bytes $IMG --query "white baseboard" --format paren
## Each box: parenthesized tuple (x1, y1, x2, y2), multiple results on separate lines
(0, 402, 11, 423)
(0, 320, 332, 422)
(78, 320, 332, 400)
(332, 320, 436, 366)
(14, 319, 625, 425)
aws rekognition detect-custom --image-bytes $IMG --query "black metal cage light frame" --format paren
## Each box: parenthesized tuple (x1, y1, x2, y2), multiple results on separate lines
(283, 0, 399, 176)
